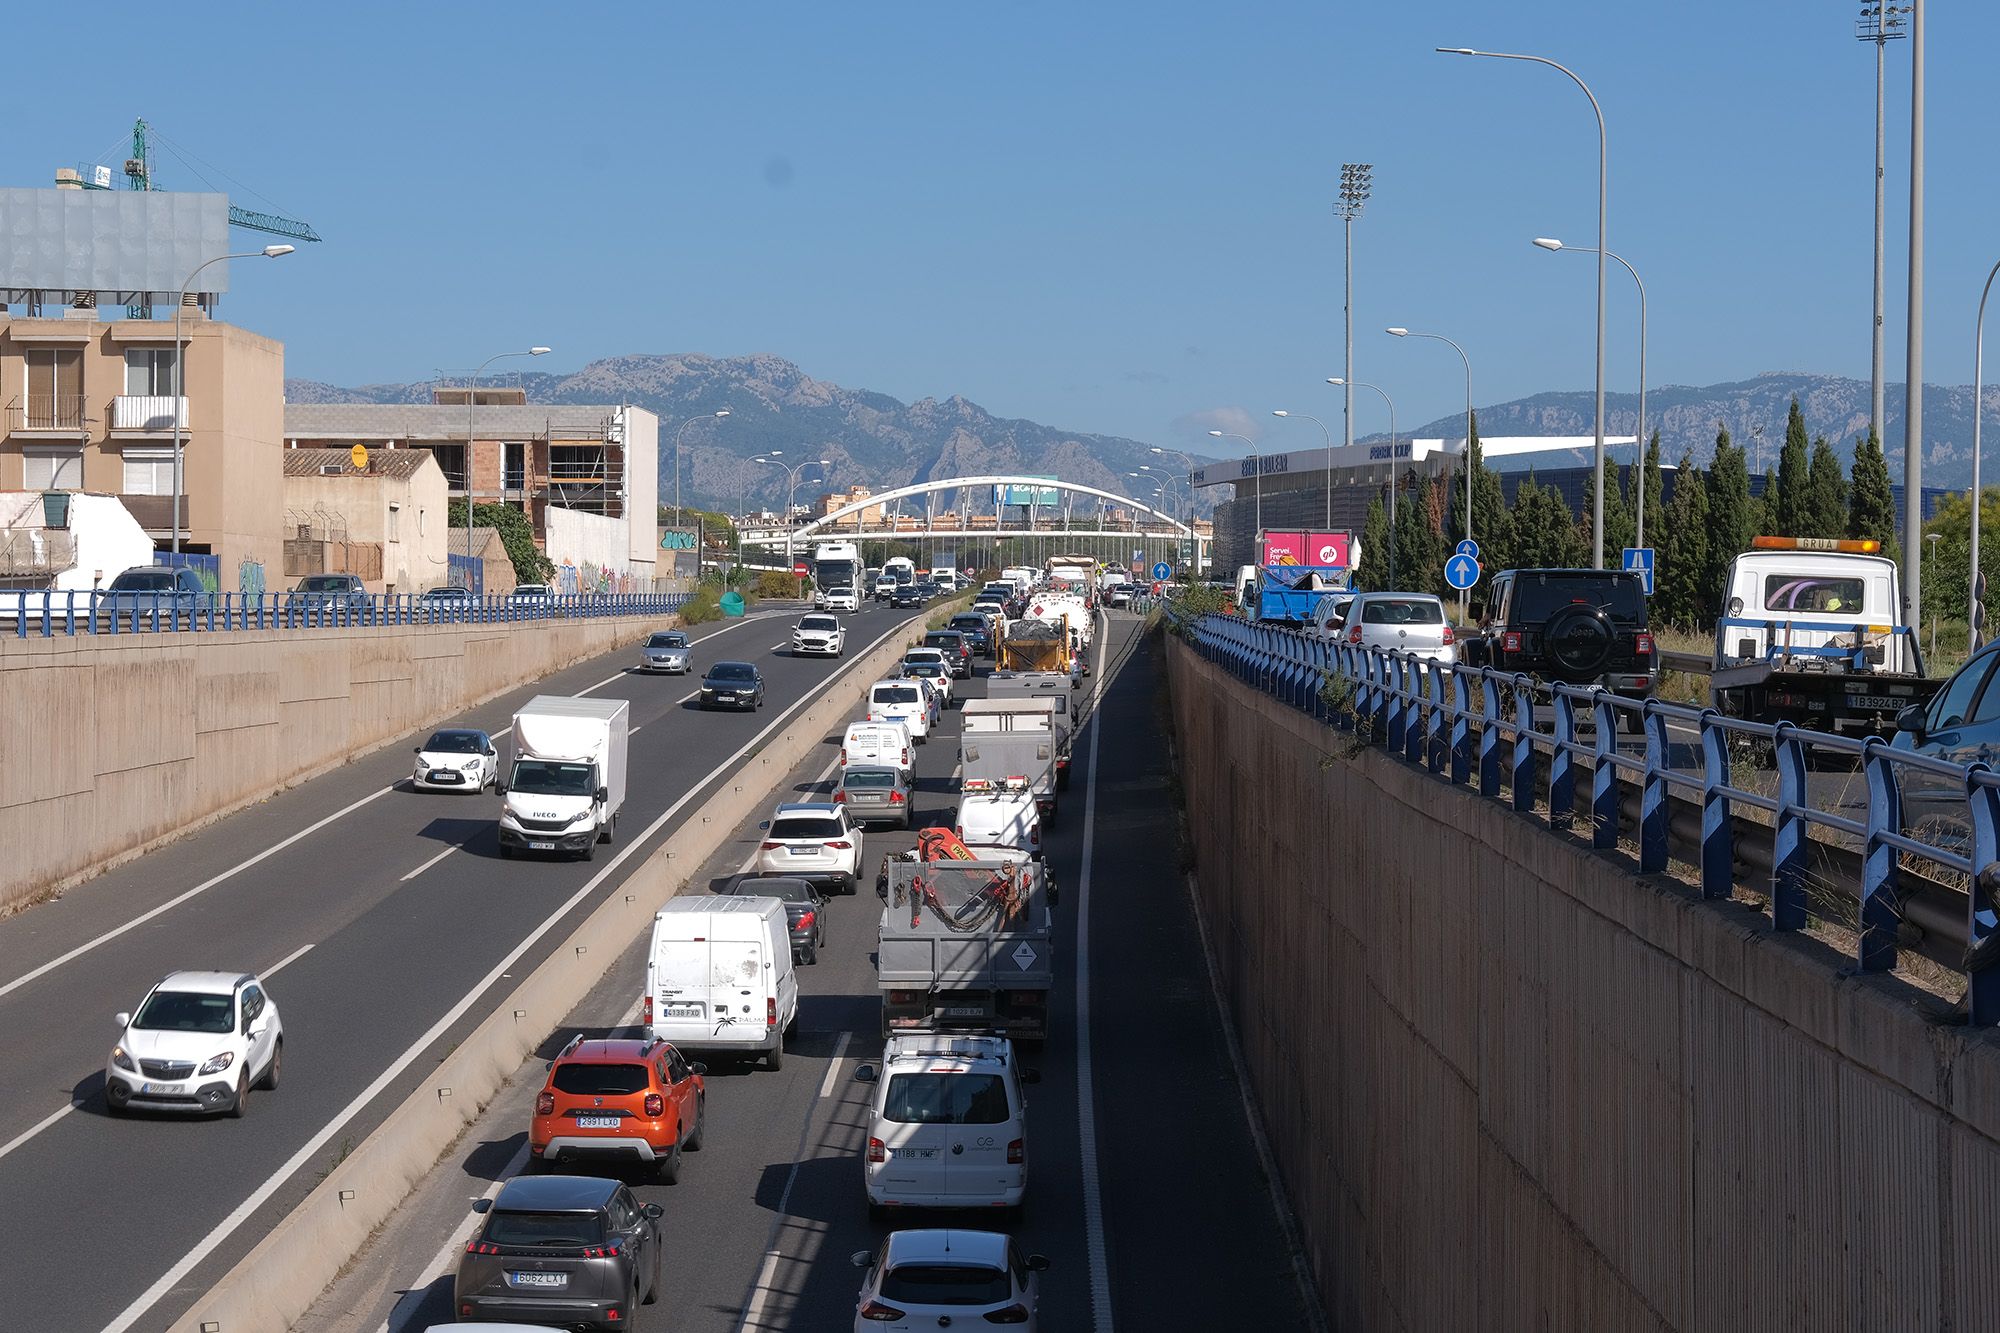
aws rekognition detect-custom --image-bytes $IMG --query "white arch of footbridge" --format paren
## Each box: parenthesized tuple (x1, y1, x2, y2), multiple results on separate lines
(767, 475, 1197, 544)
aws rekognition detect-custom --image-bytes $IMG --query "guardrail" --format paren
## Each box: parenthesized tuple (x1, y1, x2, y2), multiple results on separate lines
(2, 590, 691, 638)
(1162, 603, 2000, 1025)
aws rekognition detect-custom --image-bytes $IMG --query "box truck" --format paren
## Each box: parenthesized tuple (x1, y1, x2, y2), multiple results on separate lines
(498, 695, 629, 860)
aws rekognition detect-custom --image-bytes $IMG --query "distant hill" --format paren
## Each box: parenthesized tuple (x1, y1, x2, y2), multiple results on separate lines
(286, 353, 1214, 513)
(1400, 371, 1989, 487)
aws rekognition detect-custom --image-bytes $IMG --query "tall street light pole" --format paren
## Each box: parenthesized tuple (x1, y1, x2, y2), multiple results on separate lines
(1902, 0, 1926, 623)
(462, 346, 552, 570)
(1858, 3, 1909, 457)
(1210, 430, 1261, 559)
(1328, 377, 1397, 585)
(1386, 327, 1473, 603)
(1535, 237, 1647, 547)
(759, 452, 830, 587)
(1271, 409, 1334, 531)
(1337, 164, 1373, 454)
(1441, 46, 1608, 568)
(671, 409, 731, 531)
(172, 245, 294, 555)
(1969, 256, 2000, 649)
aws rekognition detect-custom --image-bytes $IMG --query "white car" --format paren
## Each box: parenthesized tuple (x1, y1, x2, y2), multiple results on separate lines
(954, 779, 1043, 861)
(900, 650, 953, 705)
(753, 802, 863, 893)
(820, 585, 862, 613)
(857, 1035, 1036, 1217)
(410, 727, 500, 792)
(874, 576, 899, 601)
(907, 672, 946, 726)
(106, 970, 283, 1117)
(1337, 592, 1456, 663)
(869, 679, 932, 743)
(793, 614, 846, 657)
(851, 1230, 1046, 1331)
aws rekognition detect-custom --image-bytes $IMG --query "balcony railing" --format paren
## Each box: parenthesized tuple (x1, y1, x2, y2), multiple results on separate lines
(119, 494, 182, 533)
(6, 395, 84, 433)
(110, 395, 187, 431)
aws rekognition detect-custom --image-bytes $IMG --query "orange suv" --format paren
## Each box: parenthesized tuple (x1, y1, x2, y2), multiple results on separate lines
(532, 1036, 707, 1183)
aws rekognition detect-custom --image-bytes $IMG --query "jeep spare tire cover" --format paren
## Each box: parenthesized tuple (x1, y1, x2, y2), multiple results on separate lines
(1543, 603, 1616, 678)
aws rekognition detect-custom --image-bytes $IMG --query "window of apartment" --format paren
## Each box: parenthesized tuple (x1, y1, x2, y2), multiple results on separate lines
(121, 448, 176, 496)
(24, 348, 83, 428)
(503, 442, 526, 492)
(22, 446, 84, 490)
(388, 503, 401, 542)
(124, 348, 180, 397)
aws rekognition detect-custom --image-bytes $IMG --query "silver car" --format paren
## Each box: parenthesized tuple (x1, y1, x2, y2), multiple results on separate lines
(838, 764, 913, 829)
(639, 630, 692, 674)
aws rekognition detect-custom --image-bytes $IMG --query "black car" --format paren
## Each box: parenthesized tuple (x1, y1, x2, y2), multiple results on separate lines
(947, 612, 994, 656)
(727, 874, 827, 964)
(1460, 569, 1656, 728)
(890, 584, 925, 609)
(699, 661, 765, 710)
(1892, 639, 1996, 855)
(923, 629, 975, 677)
(454, 1174, 662, 1330)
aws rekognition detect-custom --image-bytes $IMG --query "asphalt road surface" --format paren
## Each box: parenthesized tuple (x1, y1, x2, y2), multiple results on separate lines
(296, 608, 1320, 1331)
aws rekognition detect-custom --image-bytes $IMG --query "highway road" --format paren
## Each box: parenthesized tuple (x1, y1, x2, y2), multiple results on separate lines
(0, 597, 930, 1332)
(296, 609, 1320, 1331)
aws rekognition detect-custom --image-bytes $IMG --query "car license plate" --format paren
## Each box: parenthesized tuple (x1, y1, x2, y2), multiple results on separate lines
(575, 1115, 620, 1129)
(895, 1146, 940, 1159)
(140, 1082, 175, 1094)
(666, 1004, 703, 1019)
(529, 841, 556, 851)
(789, 845, 815, 855)
(508, 1271, 568, 1289)
(1849, 696, 1904, 711)
(429, 770, 459, 782)
(943, 1006, 987, 1017)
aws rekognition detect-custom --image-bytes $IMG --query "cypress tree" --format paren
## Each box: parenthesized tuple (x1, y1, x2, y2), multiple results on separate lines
(1775, 398, 1811, 535)
(1394, 471, 1443, 597)
(1578, 464, 1635, 562)
(1848, 428, 1900, 558)
(1707, 425, 1755, 594)
(1446, 411, 1515, 576)
(1656, 453, 1712, 627)
(1804, 436, 1848, 538)
(1357, 492, 1390, 590)
(1511, 471, 1586, 569)
(1638, 429, 1665, 547)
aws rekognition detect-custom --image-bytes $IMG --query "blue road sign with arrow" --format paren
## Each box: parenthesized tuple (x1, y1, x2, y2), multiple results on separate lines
(1455, 539, 1480, 560)
(1622, 546, 1655, 596)
(1151, 561, 1173, 581)
(1445, 553, 1481, 591)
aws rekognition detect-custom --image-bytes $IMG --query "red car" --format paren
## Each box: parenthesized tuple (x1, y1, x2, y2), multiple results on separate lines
(532, 1036, 706, 1183)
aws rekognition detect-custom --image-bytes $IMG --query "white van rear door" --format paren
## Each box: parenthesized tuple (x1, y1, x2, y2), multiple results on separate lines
(655, 940, 711, 1023)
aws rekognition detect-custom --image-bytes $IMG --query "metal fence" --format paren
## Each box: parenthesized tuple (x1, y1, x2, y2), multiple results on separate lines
(2, 589, 690, 638)
(1163, 603, 2000, 1025)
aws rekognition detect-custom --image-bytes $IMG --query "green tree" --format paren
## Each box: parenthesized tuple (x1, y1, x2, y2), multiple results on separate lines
(1707, 425, 1756, 594)
(1510, 472, 1586, 569)
(1637, 429, 1665, 545)
(1849, 428, 1900, 558)
(1356, 492, 1390, 591)
(1446, 410, 1514, 576)
(448, 500, 554, 584)
(1395, 471, 1444, 596)
(1580, 465, 1635, 562)
(1755, 469, 1781, 538)
(1774, 398, 1811, 535)
(1655, 454, 1713, 627)
(1803, 436, 1848, 538)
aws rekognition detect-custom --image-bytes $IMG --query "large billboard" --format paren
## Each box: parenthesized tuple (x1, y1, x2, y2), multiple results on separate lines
(992, 477, 1061, 508)
(0, 189, 232, 302)
(1260, 530, 1351, 569)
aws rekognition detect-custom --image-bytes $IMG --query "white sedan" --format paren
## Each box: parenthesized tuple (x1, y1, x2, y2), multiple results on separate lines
(410, 728, 499, 793)
(852, 1230, 1046, 1331)
(792, 614, 846, 657)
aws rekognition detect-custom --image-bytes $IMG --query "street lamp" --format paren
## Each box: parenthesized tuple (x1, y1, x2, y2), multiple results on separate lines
(1329, 377, 1398, 586)
(1969, 256, 2000, 649)
(1337, 164, 1373, 452)
(671, 409, 731, 531)
(1535, 236, 1648, 548)
(758, 453, 830, 587)
(171, 245, 294, 554)
(460, 346, 551, 571)
(1150, 444, 1204, 572)
(1271, 409, 1334, 531)
(1440, 45, 1609, 568)
(1210, 429, 1261, 558)
(1857, 3, 1911, 456)
(1385, 327, 1473, 605)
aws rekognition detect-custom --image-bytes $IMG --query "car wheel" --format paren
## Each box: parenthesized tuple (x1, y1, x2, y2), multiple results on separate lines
(228, 1070, 250, 1119)
(655, 1139, 682, 1186)
(599, 813, 616, 845)
(683, 1097, 705, 1152)
(766, 1040, 784, 1072)
(645, 1250, 661, 1303)
(258, 1038, 283, 1091)
(579, 839, 595, 863)
(498, 843, 514, 860)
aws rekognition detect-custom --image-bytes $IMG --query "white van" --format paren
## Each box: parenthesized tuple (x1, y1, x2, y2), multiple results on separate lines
(868, 678, 932, 743)
(842, 720, 914, 778)
(856, 1034, 1036, 1219)
(644, 898, 799, 1070)
(954, 778, 1043, 860)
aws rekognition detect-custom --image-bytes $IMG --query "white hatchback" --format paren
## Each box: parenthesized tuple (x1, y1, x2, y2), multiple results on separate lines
(410, 727, 499, 793)
(1338, 592, 1456, 663)
(856, 1035, 1036, 1217)
(793, 614, 846, 657)
(869, 680, 932, 743)
(106, 970, 283, 1117)
(850, 1229, 1047, 1331)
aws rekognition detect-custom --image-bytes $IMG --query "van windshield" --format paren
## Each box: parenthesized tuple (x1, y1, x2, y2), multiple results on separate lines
(882, 1072, 1011, 1124)
(510, 760, 596, 796)
(1761, 574, 1866, 614)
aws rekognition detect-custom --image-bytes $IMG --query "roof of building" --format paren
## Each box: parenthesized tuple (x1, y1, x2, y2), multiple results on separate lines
(282, 447, 439, 481)
(284, 402, 648, 441)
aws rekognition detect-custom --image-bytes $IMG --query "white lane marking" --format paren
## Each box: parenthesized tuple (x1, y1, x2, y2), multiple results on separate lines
(398, 844, 459, 882)
(734, 1034, 851, 1333)
(102, 611, 926, 1333)
(817, 1030, 852, 1099)
(1076, 608, 1116, 1330)
(0, 607, 779, 1003)
(0, 939, 323, 1168)
(630, 722, 645, 736)
(0, 782, 397, 1003)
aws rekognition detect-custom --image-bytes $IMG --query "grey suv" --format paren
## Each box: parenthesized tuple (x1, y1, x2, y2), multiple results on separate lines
(455, 1174, 662, 1330)
(288, 573, 370, 613)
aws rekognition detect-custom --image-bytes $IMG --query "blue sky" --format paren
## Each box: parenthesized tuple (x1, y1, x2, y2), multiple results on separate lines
(4, 2, 1990, 456)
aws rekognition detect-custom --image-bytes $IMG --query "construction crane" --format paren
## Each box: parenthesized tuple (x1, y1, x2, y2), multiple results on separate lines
(63, 119, 323, 243)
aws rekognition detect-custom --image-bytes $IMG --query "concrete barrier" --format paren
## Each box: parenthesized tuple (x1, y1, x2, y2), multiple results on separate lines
(166, 614, 930, 1333)
(0, 614, 679, 914)
(1163, 630, 2000, 1330)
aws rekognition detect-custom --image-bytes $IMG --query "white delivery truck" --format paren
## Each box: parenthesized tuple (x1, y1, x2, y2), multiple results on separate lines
(498, 695, 629, 861)
(644, 897, 799, 1070)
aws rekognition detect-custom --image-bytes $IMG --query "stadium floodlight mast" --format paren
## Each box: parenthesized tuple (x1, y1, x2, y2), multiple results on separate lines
(1439, 45, 1608, 568)
(1270, 410, 1334, 530)
(1857, 3, 1910, 461)
(1535, 237, 1648, 548)
(1337, 164, 1372, 454)
(1328, 377, 1397, 585)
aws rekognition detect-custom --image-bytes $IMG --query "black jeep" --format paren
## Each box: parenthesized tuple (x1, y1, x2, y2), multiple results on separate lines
(1460, 569, 1656, 729)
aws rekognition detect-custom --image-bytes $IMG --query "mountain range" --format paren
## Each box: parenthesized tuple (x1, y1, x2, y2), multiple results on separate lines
(284, 357, 2000, 510)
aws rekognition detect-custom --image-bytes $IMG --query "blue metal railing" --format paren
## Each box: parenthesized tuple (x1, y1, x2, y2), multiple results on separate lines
(1162, 602, 2000, 1025)
(2, 590, 690, 638)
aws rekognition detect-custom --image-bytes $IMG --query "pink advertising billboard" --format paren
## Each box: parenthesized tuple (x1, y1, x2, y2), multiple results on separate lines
(1260, 531, 1351, 568)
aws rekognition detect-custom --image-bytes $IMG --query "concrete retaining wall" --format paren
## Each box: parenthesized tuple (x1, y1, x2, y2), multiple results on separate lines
(1164, 631, 2000, 1331)
(0, 615, 671, 914)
